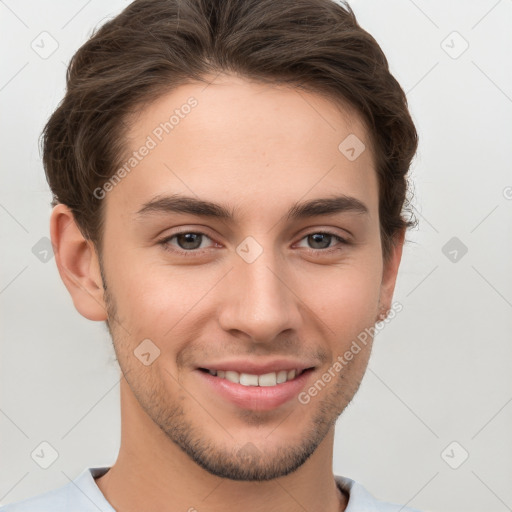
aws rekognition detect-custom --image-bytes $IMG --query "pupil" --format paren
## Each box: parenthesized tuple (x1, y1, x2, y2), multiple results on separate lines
(179, 233, 201, 249)
(310, 233, 330, 249)
(176, 233, 331, 251)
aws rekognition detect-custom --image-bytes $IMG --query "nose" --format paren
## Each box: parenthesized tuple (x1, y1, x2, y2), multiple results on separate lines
(217, 242, 302, 344)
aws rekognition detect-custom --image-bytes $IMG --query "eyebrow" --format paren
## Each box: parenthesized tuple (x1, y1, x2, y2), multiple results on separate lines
(136, 194, 369, 222)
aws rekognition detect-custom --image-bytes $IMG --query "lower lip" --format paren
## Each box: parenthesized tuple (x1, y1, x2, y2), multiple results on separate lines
(196, 369, 314, 411)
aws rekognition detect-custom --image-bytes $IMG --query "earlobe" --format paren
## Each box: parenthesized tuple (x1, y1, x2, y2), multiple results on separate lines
(377, 228, 406, 322)
(50, 204, 108, 321)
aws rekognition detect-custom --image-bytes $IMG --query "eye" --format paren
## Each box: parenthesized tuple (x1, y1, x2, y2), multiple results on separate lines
(159, 231, 216, 256)
(158, 230, 349, 258)
(296, 231, 348, 253)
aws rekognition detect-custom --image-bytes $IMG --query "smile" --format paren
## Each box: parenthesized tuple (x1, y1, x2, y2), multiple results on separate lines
(196, 366, 315, 411)
(199, 368, 306, 387)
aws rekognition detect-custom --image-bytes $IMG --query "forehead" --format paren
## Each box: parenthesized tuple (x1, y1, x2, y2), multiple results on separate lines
(108, 74, 378, 223)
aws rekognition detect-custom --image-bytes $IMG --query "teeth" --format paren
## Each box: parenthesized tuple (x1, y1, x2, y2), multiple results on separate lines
(276, 370, 288, 384)
(207, 369, 303, 386)
(240, 373, 259, 386)
(225, 371, 239, 384)
(258, 372, 277, 387)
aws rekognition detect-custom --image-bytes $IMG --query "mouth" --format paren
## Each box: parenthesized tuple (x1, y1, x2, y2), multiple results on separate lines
(198, 367, 311, 386)
(196, 366, 316, 411)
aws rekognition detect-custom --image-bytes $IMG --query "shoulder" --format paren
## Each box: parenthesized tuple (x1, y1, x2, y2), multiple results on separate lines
(0, 484, 71, 512)
(335, 475, 424, 512)
(0, 467, 113, 512)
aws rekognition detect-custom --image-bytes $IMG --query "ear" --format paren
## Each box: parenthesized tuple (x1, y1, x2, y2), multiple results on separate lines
(50, 204, 107, 321)
(377, 228, 405, 321)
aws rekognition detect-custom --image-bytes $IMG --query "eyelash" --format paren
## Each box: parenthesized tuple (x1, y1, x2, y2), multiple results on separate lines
(158, 230, 349, 258)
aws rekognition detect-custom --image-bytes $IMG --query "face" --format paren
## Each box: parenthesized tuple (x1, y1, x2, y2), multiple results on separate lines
(96, 74, 397, 481)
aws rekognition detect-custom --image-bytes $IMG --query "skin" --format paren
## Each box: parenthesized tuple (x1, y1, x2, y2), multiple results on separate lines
(51, 73, 404, 512)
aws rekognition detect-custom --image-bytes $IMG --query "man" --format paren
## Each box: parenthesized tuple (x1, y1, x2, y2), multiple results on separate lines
(1, 0, 421, 510)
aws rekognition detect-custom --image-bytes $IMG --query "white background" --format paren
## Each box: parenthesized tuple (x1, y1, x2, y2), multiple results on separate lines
(1, 1, 511, 511)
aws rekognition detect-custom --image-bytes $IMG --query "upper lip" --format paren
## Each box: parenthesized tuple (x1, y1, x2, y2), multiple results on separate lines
(198, 359, 316, 375)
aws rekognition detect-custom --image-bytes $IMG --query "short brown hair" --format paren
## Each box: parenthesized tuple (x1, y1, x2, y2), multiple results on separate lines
(43, 0, 418, 262)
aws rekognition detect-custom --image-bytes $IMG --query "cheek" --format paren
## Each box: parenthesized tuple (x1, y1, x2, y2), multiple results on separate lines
(105, 233, 383, 343)
(102, 245, 169, 332)
(302, 261, 382, 332)
(106, 256, 218, 345)
(115, 273, 184, 336)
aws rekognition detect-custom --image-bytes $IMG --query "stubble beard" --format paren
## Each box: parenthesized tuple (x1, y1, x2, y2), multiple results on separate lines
(102, 273, 365, 481)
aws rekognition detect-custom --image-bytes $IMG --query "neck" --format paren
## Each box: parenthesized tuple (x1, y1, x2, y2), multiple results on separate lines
(95, 374, 348, 512)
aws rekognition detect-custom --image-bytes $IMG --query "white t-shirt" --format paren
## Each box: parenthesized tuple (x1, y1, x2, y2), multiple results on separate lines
(0, 467, 422, 512)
